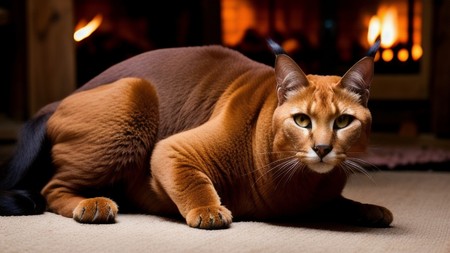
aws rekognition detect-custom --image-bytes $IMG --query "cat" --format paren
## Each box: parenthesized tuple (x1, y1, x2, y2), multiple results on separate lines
(0, 39, 392, 229)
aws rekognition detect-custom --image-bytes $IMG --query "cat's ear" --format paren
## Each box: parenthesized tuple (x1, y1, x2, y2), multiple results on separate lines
(274, 54, 309, 105)
(340, 57, 374, 107)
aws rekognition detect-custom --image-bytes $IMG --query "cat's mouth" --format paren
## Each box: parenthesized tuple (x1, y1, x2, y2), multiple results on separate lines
(307, 162, 335, 174)
(299, 150, 345, 174)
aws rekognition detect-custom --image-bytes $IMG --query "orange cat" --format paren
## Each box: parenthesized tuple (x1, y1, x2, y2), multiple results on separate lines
(0, 41, 392, 229)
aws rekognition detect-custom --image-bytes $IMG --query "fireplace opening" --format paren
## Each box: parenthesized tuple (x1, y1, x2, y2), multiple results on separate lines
(221, 0, 426, 75)
(0, 0, 442, 137)
(73, 1, 429, 92)
(220, 0, 431, 134)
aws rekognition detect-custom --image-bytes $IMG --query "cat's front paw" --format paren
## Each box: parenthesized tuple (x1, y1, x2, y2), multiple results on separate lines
(355, 204, 393, 227)
(72, 197, 118, 224)
(186, 205, 232, 229)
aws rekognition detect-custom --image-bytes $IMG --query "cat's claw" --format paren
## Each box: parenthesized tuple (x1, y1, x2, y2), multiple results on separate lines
(186, 205, 232, 229)
(72, 197, 118, 224)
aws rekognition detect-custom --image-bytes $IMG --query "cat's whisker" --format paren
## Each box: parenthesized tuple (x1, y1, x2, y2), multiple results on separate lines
(273, 159, 299, 190)
(250, 155, 297, 187)
(341, 159, 374, 182)
(256, 151, 297, 156)
(277, 161, 305, 190)
(245, 155, 296, 177)
(250, 150, 302, 179)
(347, 157, 380, 171)
(251, 154, 307, 192)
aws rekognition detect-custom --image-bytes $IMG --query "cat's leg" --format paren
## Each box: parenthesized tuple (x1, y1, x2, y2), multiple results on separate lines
(43, 77, 159, 223)
(42, 179, 118, 223)
(326, 196, 393, 227)
(151, 134, 233, 229)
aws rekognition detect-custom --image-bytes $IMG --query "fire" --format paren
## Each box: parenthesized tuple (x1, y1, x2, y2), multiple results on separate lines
(367, 4, 423, 62)
(367, 16, 381, 45)
(74, 14, 103, 42)
(368, 7, 398, 48)
(380, 8, 398, 48)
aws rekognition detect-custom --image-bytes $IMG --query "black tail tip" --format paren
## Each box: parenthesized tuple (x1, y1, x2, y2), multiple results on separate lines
(0, 190, 46, 216)
(267, 38, 286, 55)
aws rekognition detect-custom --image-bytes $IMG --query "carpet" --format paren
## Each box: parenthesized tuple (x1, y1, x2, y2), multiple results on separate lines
(359, 133, 450, 170)
(1, 171, 449, 253)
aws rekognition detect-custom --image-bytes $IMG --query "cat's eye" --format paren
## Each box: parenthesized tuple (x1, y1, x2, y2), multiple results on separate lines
(294, 114, 311, 128)
(334, 114, 354, 129)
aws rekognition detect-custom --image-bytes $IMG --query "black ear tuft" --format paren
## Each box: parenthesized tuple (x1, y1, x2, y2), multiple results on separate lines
(267, 39, 286, 55)
(366, 37, 381, 58)
(267, 39, 309, 105)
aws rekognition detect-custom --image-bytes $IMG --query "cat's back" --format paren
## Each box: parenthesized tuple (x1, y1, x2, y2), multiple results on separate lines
(82, 45, 271, 92)
(80, 45, 274, 139)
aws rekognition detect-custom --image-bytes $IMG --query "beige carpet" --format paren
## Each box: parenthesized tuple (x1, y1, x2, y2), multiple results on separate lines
(1, 171, 449, 253)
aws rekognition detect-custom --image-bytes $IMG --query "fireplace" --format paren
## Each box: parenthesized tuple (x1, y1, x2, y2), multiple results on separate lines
(0, 0, 445, 137)
(73, 0, 221, 85)
(220, 0, 432, 133)
(221, 0, 431, 100)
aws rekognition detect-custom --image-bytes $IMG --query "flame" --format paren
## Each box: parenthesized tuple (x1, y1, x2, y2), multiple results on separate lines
(380, 8, 398, 48)
(367, 16, 381, 45)
(367, 7, 398, 48)
(74, 14, 103, 42)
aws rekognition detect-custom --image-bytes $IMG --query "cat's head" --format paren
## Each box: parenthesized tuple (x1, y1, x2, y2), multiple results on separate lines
(271, 51, 373, 174)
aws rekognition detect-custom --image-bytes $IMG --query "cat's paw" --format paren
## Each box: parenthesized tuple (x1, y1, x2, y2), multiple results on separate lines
(185, 205, 233, 229)
(72, 197, 118, 224)
(355, 204, 393, 227)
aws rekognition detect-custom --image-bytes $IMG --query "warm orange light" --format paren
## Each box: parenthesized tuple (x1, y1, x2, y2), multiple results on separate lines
(367, 6, 400, 49)
(397, 48, 409, 62)
(367, 16, 381, 45)
(380, 8, 398, 48)
(374, 51, 381, 62)
(282, 39, 300, 54)
(74, 14, 103, 42)
(382, 49, 394, 62)
(411, 44, 423, 61)
(221, 0, 255, 46)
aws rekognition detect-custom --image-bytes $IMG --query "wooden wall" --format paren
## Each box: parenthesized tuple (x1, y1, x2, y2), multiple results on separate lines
(27, 0, 76, 115)
(431, 0, 450, 138)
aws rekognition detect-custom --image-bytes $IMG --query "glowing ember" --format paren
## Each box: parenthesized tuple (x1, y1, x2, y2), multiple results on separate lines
(397, 48, 409, 62)
(74, 14, 103, 42)
(411, 44, 423, 61)
(382, 49, 394, 62)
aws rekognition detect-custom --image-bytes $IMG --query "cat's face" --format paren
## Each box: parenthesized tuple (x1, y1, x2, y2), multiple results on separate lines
(271, 55, 373, 174)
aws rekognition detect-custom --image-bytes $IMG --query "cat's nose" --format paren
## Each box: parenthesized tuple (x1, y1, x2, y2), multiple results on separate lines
(313, 145, 332, 159)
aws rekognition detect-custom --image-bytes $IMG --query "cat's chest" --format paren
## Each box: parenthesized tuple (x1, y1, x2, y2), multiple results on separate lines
(226, 171, 346, 218)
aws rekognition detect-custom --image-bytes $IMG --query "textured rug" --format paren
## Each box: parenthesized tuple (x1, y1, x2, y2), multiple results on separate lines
(361, 145, 450, 170)
(359, 133, 450, 170)
(1, 171, 449, 253)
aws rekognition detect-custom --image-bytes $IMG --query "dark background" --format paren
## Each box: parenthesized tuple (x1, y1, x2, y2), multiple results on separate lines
(0, 0, 449, 138)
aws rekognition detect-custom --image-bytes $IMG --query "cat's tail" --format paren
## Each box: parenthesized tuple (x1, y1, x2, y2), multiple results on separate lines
(0, 112, 53, 215)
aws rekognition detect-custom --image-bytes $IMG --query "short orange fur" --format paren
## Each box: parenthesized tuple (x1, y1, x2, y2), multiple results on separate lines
(39, 46, 392, 228)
